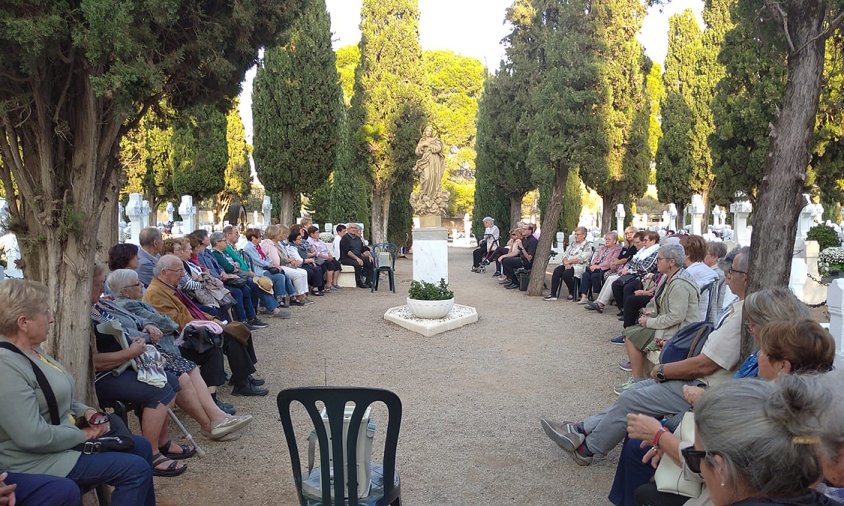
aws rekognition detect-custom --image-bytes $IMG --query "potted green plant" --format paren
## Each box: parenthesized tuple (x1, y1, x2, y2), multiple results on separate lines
(407, 278, 455, 319)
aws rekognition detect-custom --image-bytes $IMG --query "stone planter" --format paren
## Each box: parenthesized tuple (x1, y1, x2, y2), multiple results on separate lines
(406, 297, 454, 319)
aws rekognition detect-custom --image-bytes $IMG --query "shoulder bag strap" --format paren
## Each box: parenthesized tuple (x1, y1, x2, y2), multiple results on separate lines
(0, 342, 61, 425)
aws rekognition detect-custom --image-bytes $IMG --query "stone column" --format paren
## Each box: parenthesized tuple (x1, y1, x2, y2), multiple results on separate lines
(178, 195, 196, 233)
(690, 194, 704, 235)
(828, 280, 844, 368)
(126, 193, 145, 244)
(262, 196, 272, 229)
(730, 200, 752, 247)
(615, 204, 625, 236)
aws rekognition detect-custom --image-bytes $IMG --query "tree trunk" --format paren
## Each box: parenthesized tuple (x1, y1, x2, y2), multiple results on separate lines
(744, 1, 828, 357)
(601, 194, 616, 234)
(96, 171, 119, 263)
(279, 187, 296, 226)
(509, 193, 523, 229)
(527, 167, 568, 296)
(370, 186, 390, 244)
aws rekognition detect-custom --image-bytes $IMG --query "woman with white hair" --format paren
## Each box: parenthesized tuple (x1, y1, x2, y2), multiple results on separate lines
(544, 227, 593, 301)
(616, 243, 699, 394)
(472, 217, 500, 273)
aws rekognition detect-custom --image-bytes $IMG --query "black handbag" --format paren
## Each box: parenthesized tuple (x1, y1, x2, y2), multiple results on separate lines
(0, 342, 135, 454)
(181, 325, 224, 354)
(266, 267, 281, 275)
(224, 276, 248, 288)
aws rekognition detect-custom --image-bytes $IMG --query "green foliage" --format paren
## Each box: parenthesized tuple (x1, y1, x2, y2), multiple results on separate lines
(120, 104, 177, 210)
(329, 108, 371, 226)
(348, 0, 428, 240)
(388, 178, 413, 247)
(645, 62, 665, 160)
(408, 278, 454, 300)
(709, 0, 786, 203)
(807, 224, 842, 250)
(222, 99, 252, 203)
(473, 67, 534, 232)
(655, 9, 718, 205)
(587, 1, 650, 216)
(169, 104, 228, 200)
(252, 0, 342, 217)
(538, 169, 583, 232)
(810, 34, 844, 203)
(336, 44, 361, 106)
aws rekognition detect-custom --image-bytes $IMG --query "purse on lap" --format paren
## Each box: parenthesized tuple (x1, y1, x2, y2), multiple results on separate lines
(0, 342, 134, 454)
(654, 411, 702, 498)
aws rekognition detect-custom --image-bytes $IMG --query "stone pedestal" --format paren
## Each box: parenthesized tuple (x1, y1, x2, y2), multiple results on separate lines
(412, 227, 448, 284)
(828, 279, 844, 368)
(419, 215, 442, 228)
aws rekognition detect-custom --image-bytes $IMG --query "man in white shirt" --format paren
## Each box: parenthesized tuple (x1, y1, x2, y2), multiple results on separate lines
(472, 217, 500, 272)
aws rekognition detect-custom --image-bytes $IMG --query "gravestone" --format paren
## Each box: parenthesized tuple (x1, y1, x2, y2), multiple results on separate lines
(690, 194, 704, 235)
(730, 200, 752, 247)
(262, 196, 272, 229)
(616, 204, 625, 236)
(126, 193, 145, 244)
(178, 195, 196, 233)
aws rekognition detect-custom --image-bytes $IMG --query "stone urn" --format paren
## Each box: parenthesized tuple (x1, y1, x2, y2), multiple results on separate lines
(406, 297, 454, 319)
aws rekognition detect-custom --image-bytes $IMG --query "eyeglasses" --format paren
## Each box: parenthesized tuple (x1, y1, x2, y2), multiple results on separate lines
(164, 268, 184, 274)
(656, 256, 667, 262)
(728, 267, 747, 276)
(123, 283, 141, 289)
(681, 447, 717, 475)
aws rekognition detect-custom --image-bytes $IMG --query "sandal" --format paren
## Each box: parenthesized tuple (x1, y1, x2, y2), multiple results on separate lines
(158, 440, 196, 460)
(152, 453, 187, 477)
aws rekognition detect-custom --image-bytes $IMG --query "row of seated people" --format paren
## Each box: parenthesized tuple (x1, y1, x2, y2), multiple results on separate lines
(475, 221, 539, 287)
(539, 237, 844, 505)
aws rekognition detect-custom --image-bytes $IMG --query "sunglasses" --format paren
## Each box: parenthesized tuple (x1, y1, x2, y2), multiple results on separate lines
(681, 446, 717, 474)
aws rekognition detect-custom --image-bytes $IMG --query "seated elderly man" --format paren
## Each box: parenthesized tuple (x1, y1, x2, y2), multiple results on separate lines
(144, 255, 269, 397)
(136, 227, 163, 287)
(540, 247, 751, 466)
(339, 223, 373, 289)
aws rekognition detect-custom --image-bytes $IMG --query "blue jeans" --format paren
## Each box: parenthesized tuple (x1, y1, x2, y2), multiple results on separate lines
(228, 285, 256, 321)
(245, 278, 278, 312)
(5, 472, 80, 506)
(265, 272, 291, 297)
(66, 436, 155, 506)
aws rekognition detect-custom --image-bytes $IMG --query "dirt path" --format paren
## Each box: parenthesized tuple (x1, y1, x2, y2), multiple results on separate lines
(155, 247, 631, 505)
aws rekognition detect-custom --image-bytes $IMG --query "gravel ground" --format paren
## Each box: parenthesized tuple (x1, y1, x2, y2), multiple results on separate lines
(154, 247, 634, 505)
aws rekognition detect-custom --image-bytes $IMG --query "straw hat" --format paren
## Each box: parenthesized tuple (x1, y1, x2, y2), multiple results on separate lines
(255, 276, 274, 295)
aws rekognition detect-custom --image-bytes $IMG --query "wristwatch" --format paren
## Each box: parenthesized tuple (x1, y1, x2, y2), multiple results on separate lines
(656, 365, 667, 382)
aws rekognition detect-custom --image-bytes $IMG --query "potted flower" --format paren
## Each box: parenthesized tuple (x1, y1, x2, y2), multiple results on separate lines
(819, 246, 844, 280)
(407, 278, 455, 319)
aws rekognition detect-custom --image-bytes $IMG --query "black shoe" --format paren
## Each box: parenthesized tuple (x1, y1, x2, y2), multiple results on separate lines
(214, 397, 236, 415)
(618, 316, 624, 321)
(289, 300, 305, 307)
(248, 318, 269, 329)
(249, 375, 266, 387)
(616, 311, 623, 317)
(232, 382, 269, 397)
(492, 271, 501, 277)
(505, 283, 520, 289)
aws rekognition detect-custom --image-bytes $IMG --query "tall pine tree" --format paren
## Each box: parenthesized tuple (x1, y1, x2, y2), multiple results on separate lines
(348, 0, 428, 243)
(252, 0, 342, 225)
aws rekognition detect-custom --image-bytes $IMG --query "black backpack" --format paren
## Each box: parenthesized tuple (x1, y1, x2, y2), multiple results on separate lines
(658, 321, 715, 365)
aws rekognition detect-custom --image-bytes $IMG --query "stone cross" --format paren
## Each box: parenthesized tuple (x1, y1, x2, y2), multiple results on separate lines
(690, 195, 704, 235)
(615, 204, 625, 236)
(730, 200, 752, 247)
(178, 195, 196, 233)
(125, 194, 144, 244)
(262, 196, 272, 229)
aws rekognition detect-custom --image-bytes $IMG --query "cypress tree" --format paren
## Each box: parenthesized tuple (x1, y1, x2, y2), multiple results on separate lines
(216, 99, 252, 224)
(253, 0, 342, 226)
(170, 104, 228, 202)
(348, 0, 428, 243)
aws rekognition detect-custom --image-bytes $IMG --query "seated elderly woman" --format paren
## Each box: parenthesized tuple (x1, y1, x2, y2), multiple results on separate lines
(306, 225, 342, 291)
(689, 376, 835, 505)
(285, 231, 326, 296)
(545, 227, 593, 301)
(587, 228, 640, 313)
(89, 264, 188, 477)
(242, 227, 295, 305)
(144, 255, 269, 397)
(104, 269, 252, 438)
(0, 279, 156, 503)
(495, 229, 523, 282)
(679, 235, 719, 322)
(616, 243, 700, 394)
(578, 232, 622, 304)
(621, 317, 834, 506)
(262, 224, 310, 305)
